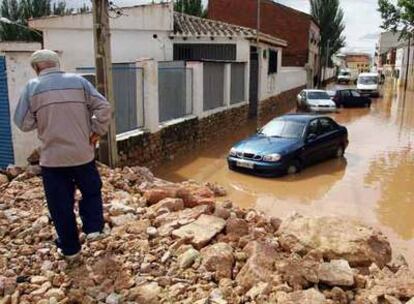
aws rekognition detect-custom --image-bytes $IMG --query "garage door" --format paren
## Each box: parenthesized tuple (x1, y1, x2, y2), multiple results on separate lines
(0, 56, 14, 168)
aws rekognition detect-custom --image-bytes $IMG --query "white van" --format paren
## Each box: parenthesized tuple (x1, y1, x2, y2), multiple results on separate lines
(357, 73, 379, 97)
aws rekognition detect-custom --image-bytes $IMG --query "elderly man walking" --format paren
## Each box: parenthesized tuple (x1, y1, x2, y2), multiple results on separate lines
(14, 50, 111, 260)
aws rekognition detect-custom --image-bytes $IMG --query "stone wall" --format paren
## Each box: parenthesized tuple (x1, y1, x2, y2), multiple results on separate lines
(118, 104, 249, 169)
(258, 85, 304, 125)
(198, 104, 249, 144)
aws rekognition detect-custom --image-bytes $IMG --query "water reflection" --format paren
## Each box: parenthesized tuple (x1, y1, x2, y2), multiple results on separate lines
(226, 158, 347, 207)
(365, 148, 414, 240)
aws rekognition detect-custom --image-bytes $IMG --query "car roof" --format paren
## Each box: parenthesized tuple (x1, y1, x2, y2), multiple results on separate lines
(276, 113, 329, 123)
(359, 72, 378, 77)
(335, 88, 355, 92)
(302, 89, 327, 93)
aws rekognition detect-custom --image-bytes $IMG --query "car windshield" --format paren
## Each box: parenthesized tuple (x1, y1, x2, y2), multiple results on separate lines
(307, 91, 330, 99)
(259, 119, 305, 139)
(340, 72, 350, 76)
(358, 76, 378, 84)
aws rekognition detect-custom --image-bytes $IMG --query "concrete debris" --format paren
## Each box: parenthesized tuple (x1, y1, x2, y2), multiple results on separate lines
(178, 248, 200, 269)
(278, 214, 392, 267)
(0, 164, 412, 303)
(172, 214, 226, 249)
(318, 259, 355, 287)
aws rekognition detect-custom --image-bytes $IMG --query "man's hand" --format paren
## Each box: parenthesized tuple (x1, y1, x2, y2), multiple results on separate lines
(90, 133, 100, 146)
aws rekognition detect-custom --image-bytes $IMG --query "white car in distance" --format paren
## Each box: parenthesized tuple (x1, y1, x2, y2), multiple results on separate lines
(297, 89, 337, 113)
(357, 73, 380, 97)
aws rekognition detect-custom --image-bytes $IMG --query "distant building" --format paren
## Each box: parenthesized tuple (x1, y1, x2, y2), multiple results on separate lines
(376, 32, 400, 68)
(375, 31, 405, 79)
(344, 53, 371, 79)
(395, 41, 414, 89)
(208, 0, 321, 83)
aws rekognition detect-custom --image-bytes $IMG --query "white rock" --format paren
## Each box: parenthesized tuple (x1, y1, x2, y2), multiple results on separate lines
(278, 215, 392, 267)
(110, 214, 137, 227)
(109, 201, 135, 216)
(105, 292, 121, 304)
(178, 248, 200, 269)
(172, 215, 226, 249)
(0, 174, 8, 186)
(32, 216, 49, 231)
(30, 276, 48, 284)
(318, 259, 355, 286)
(146, 226, 158, 238)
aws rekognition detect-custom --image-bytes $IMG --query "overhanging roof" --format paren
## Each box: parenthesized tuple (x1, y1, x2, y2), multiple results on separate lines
(173, 12, 287, 47)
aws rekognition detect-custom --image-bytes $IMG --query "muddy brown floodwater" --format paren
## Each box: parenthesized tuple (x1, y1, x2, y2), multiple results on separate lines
(156, 84, 414, 266)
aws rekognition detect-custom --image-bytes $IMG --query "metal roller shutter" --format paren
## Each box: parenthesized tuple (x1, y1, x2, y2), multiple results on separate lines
(0, 56, 15, 168)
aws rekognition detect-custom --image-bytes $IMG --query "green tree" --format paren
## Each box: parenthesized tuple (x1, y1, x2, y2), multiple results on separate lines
(174, 0, 206, 17)
(378, 0, 414, 39)
(77, 3, 90, 14)
(52, 1, 72, 15)
(311, 0, 346, 67)
(0, 0, 23, 41)
(0, 0, 52, 42)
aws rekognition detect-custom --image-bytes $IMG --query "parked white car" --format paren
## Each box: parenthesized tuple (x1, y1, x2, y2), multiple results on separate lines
(297, 89, 337, 113)
(357, 73, 380, 97)
(337, 70, 351, 84)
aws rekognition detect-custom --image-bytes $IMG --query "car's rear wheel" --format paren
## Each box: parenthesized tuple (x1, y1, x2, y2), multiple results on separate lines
(335, 146, 345, 158)
(286, 160, 301, 175)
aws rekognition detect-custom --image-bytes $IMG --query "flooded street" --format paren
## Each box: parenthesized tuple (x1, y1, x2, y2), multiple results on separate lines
(156, 84, 414, 266)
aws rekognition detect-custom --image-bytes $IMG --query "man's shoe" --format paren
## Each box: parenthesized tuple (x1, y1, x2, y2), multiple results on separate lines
(65, 252, 81, 262)
(86, 231, 108, 242)
(57, 249, 81, 265)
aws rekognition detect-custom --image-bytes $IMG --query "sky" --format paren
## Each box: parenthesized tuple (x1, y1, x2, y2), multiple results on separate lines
(67, 0, 383, 54)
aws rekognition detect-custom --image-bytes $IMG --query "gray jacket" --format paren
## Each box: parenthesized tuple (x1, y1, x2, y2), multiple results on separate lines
(14, 67, 111, 167)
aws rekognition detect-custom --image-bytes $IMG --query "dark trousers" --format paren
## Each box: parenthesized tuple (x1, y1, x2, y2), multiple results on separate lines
(41, 160, 104, 255)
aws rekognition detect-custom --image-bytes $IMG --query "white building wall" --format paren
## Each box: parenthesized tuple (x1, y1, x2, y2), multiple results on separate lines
(32, 3, 174, 71)
(322, 67, 337, 81)
(398, 45, 414, 89)
(276, 68, 307, 94)
(45, 29, 173, 71)
(258, 45, 306, 101)
(2, 44, 42, 165)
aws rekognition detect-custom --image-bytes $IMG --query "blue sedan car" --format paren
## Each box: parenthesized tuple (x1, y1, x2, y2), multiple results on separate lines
(228, 114, 348, 176)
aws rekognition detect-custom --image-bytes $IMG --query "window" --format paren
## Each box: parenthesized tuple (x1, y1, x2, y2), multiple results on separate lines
(307, 91, 330, 99)
(259, 119, 306, 139)
(341, 90, 351, 98)
(319, 118, 337, 134)
(358, 76, 378, 85)
(308, 119, 319, 135)
(268, 49, 278, 74)
(351, 90, 361, 97)
(173, 44, 237, 61)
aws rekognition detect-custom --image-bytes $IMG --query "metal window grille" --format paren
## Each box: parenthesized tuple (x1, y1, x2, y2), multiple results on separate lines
(230, 63, 246, 104)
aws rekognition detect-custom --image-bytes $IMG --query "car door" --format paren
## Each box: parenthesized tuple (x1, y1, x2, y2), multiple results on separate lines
(317, 118, 340, 159)
(341, 90, 352, 106)
(350, 90, 363, 105)
(302, 119, 323, 165)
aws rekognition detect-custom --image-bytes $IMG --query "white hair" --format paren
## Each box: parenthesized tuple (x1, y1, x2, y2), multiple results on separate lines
(30, 49, 60, 68)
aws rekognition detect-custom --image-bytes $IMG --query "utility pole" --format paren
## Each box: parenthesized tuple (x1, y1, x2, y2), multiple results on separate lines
(256, 0, 261, 45)
(404, 36, 411, 92)
(323, 40, 330, 85)
(92, 0, 118, 167)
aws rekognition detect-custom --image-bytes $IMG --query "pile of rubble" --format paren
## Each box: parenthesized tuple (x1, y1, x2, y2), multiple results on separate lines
(1, 164, 414, 304)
